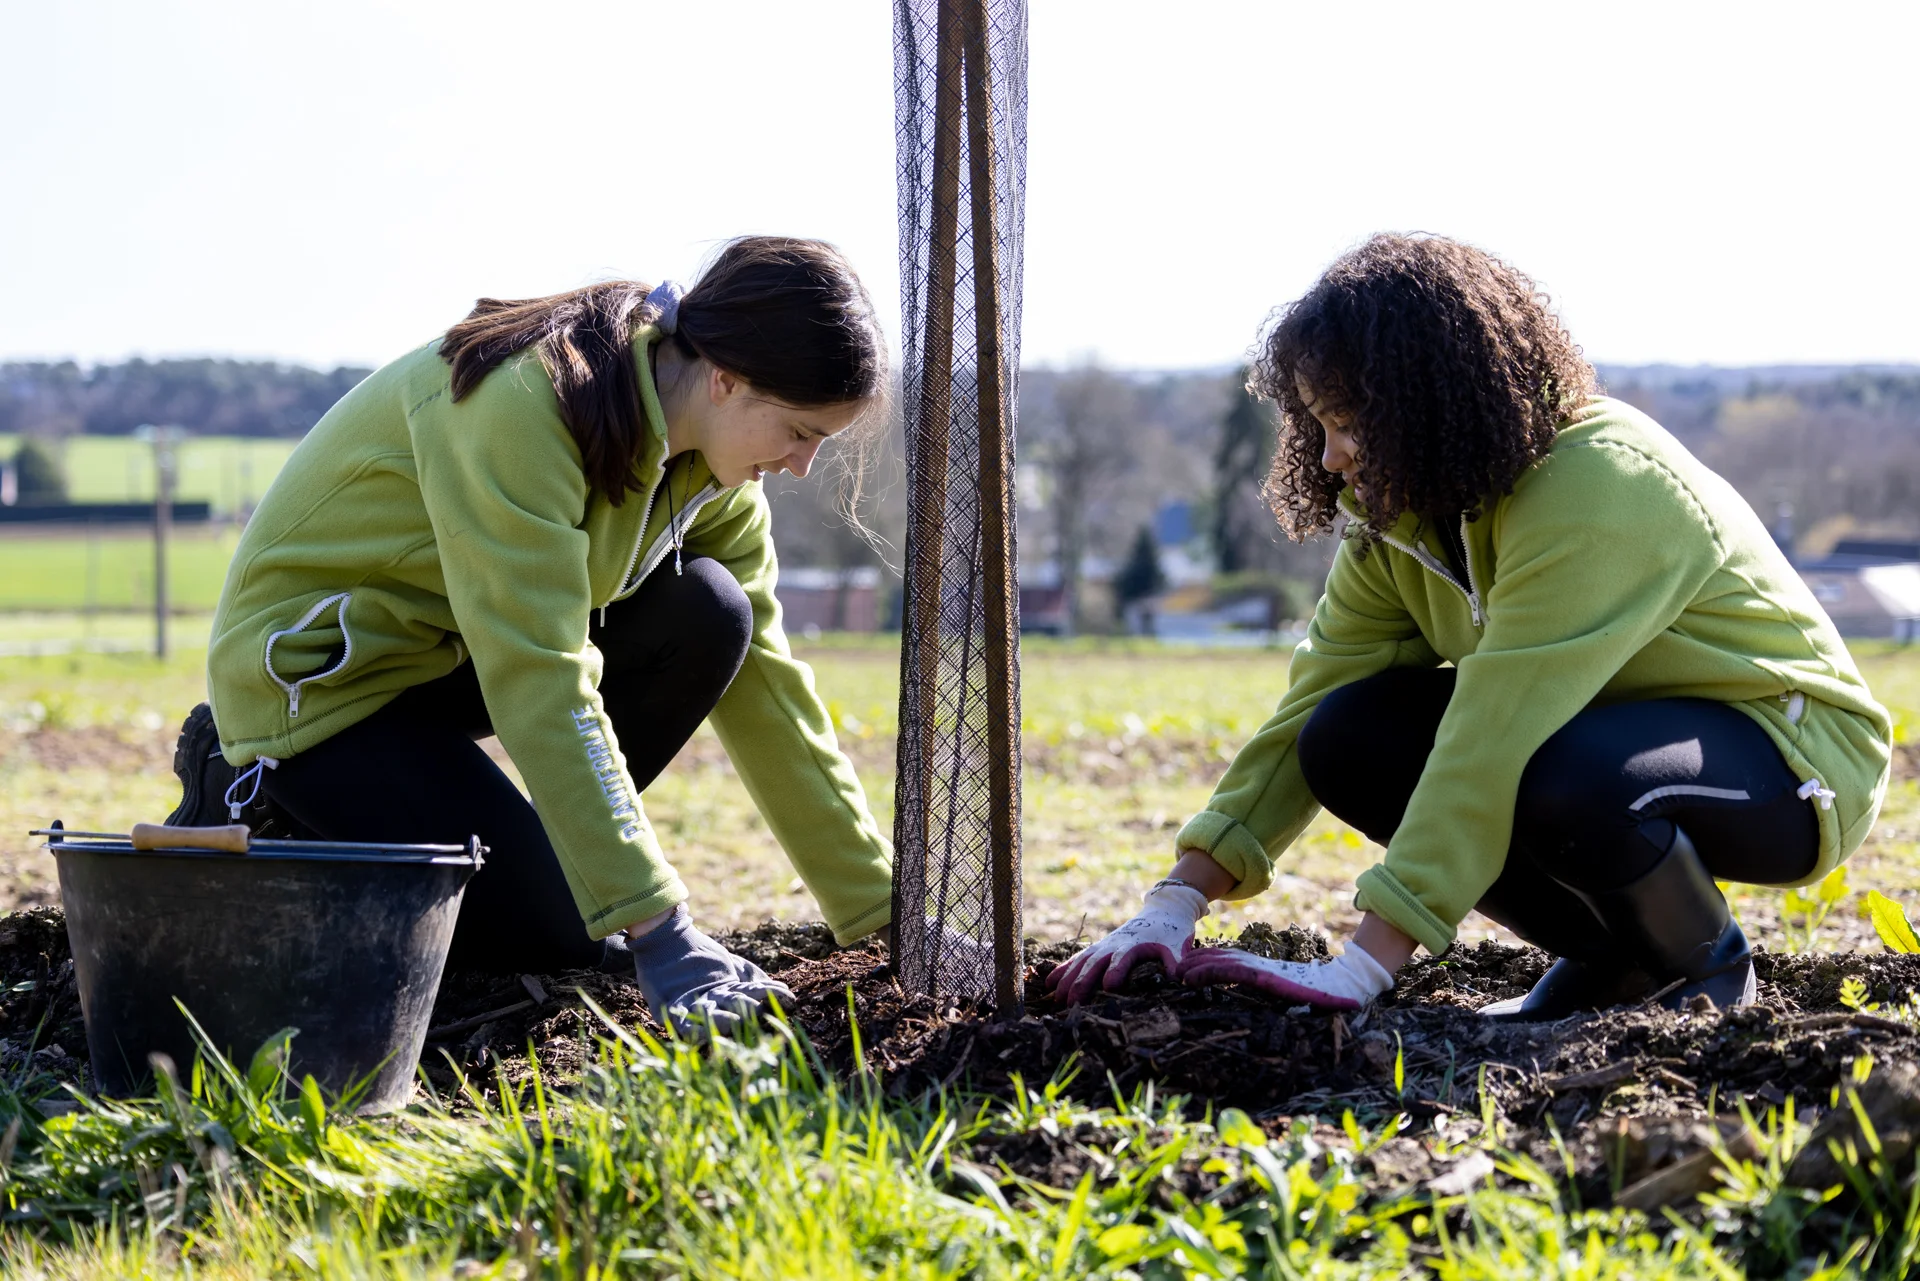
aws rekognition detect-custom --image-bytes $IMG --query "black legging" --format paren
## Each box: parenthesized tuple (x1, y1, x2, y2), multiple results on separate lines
(1295, 667, 1819, 961)
(261, 557, 753, 973)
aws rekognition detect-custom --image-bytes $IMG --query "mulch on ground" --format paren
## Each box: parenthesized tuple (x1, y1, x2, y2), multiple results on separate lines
(6, 906, 1919, 1207)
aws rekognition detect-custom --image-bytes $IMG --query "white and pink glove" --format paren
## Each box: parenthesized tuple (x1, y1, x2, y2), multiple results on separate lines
(1178, 944, 1395, 1011)
(1046, 882, 1209, 1005)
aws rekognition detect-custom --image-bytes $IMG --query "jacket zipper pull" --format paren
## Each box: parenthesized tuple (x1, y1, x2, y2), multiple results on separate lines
(599, 606, 608, 628)
(1470, 595, 1483, 627)
(288, 686, 302, 718)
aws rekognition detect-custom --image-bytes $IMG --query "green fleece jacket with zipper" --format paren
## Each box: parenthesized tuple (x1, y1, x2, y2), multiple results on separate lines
(206, 326, 893, 944)
(1175, 397, 1892, 955)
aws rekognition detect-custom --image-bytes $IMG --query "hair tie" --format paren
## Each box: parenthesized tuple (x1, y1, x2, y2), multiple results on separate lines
(645, 280, 683, 335)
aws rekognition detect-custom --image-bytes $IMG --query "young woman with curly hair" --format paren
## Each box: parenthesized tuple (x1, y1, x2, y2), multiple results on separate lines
(165, 237, 895, 1036)
(1051, 234, 1891, 1019)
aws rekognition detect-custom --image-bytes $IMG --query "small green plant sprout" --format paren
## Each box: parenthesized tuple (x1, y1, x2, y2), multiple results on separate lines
(1865, 889, 1920, 954)
(1839, 975, 1880, 1013)
(1781, 866, 1851, 953)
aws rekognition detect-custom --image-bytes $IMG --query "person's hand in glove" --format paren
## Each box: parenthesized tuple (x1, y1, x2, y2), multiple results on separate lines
(1045, 879, 1209, 1004)
(1177, 913, 1414, 1011)
(1177, 943, 1394, 1011)
(626, 904, 794, 1041)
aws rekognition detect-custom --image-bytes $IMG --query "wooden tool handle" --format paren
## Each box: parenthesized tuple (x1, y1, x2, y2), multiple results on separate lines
(130, 823, 250, 854)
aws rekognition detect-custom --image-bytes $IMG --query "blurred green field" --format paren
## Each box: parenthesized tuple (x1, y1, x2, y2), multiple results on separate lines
(0, 433, 298, 513)
(1, 432, 296, 611)
(0, 526, 239, 612)
(3, 615, 1917, 954)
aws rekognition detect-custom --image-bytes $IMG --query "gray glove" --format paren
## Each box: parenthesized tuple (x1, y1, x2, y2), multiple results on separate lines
(627, 905, 794, 1039)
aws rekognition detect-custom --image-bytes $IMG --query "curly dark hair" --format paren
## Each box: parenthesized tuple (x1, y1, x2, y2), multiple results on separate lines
(1250, 234, 1596, 541)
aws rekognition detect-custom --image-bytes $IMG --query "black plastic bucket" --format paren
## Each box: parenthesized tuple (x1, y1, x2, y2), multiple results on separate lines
(45, 825, 481, 1113)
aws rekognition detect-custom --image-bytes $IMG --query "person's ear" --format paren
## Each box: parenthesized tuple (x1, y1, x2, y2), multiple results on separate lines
(707, 364, 741, 407)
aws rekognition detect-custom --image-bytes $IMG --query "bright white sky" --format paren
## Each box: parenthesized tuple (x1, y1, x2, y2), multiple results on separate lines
(4, 1, 1917, 372)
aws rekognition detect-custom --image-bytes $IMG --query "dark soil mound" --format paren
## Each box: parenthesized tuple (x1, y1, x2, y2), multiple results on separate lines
(777, 940, 1920, 1123)
(8, 906, 1920, 1202)
(0, 908, 88, 1095)
(771, 937, 1920, 1207)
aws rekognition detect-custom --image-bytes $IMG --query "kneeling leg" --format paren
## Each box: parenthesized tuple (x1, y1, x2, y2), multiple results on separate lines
(1492, 698, 1819, 1019)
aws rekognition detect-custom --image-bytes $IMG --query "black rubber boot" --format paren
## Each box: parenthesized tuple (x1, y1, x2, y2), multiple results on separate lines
(164, 703, 311, 838)
(1479, 955, 1656, 1021)
(1472, 861, 1652, 1021)
(1571, 828, 1755, 1012)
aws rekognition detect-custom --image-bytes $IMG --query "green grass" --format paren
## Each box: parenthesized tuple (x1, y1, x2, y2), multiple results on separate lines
(8, 1004, 1910, 1278)
(1, 435, 299, 515)
(0, 529, 239, 613)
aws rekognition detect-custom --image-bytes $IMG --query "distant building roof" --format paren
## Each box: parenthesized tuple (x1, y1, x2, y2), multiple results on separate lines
(1800, 562, 1920, 637)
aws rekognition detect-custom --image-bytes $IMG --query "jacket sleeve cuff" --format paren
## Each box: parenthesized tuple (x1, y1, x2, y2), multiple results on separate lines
(1353, 864, 1456, 955)
(1174, 811, 1273, 900)
(584, 874, 691, 938)
(832, 897, 892, 947)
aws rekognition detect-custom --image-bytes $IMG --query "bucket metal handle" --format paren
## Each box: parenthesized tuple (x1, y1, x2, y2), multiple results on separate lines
(31, 823, 485, 866)
(31, 825, 473, 855)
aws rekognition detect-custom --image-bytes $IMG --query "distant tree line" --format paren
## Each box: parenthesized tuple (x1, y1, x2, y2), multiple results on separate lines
(7, 357, 1916, 625)
(1, 359, 372, 438)
(5, 437, 66, 501)
(1606, 367, 1920, 554)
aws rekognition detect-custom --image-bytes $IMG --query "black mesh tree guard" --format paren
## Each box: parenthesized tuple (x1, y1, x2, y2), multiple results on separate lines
(891, 0, 1027, 1009)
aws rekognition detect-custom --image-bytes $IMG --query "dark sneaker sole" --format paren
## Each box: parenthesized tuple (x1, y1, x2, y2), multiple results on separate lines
(163, 702, 225, 828)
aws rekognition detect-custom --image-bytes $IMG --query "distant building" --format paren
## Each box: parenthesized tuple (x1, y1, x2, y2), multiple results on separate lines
(774, 566, 882, 635)
(1798, 540, 1920, 641)
(1121, 582, 1300, 647)
(1153, 500, 1194, 547)
(1017, 583, 1069, 635)
(1017, 555, 1117, 634)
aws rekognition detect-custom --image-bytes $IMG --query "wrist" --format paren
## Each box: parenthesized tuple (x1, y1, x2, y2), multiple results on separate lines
(625, 906, 676, 939)
(1352, 912, 1418, 972)
(1337, 944, 1395, 994)
(1168, 848, 1236, 900)
(1141, 881, 1209, 924)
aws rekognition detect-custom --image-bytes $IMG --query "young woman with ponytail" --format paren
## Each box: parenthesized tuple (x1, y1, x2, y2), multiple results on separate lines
(167, 236, 894, 1035)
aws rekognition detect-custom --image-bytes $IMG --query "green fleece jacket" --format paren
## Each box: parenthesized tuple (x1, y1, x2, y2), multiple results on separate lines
(206, 326, 893, 943)
(1175, 397, 1892, 955)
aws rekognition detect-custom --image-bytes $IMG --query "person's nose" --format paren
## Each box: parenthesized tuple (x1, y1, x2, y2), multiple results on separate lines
(1322, 431, 1351, 476)
(786, 438, 824, 479)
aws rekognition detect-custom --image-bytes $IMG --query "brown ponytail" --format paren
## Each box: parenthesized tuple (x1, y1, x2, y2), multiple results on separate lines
(439, 236, 886, 505)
